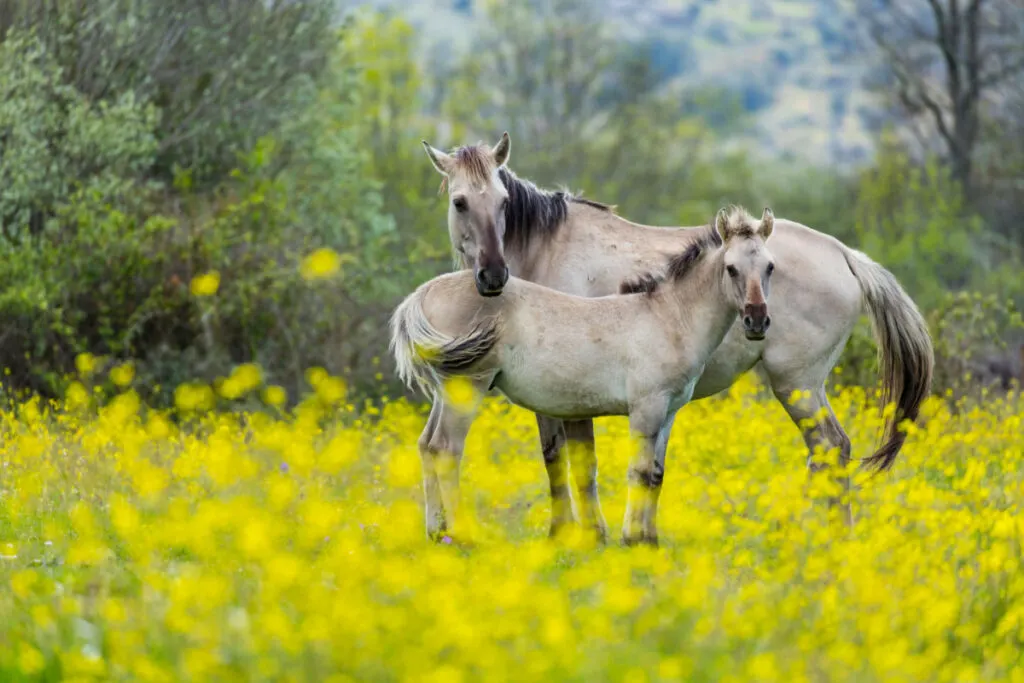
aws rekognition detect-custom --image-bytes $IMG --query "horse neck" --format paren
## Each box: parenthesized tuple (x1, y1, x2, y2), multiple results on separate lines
(661, 253, 736, 359)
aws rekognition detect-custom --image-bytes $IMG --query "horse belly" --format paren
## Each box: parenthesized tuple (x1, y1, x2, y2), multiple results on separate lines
(494, 362, 628, 420)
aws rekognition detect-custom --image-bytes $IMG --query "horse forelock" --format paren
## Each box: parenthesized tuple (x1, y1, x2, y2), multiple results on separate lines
(450, 144, 496, 189)
(720, 205, 761, 238)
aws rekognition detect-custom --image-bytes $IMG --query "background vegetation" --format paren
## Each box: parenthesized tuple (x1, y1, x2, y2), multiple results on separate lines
(0, 0, 1020, 406)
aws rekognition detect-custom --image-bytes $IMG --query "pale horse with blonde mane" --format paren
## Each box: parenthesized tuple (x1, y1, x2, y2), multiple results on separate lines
(410, 132, 933, 541)
(392, 206, 776, 546)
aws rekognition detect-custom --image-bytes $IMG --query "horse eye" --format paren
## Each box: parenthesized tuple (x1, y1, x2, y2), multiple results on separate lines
(453, 197, 468, 212)
(766, 262, 775, 276)
(726, 265, 739, 278)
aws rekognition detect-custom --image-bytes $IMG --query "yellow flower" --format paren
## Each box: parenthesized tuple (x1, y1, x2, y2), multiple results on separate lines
(219, 363, 264, 399)
(174, 382, 216, 412)
(18, 643, 45, 675)
(300, 247, 341, 280)
(65, 381, 90, 409)
(305, 366, 328, 388)
(10, 569, 37, 599)
(315, 376, 347, 405)
(190, 271, 220, 296)
(75, 352, 98, 377)
(443, 376, 478, 412)
(110, 361, 135, 387)
(262, 385, 287, 407)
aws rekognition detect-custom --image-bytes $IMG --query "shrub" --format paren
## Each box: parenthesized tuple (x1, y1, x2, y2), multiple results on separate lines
(0, 31, 158, 241)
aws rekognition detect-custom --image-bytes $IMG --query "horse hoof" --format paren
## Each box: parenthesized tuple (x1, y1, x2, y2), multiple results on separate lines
(589, 525, 609, 546)
(621, 535, 657, 548)
(427, 529, 449, 543)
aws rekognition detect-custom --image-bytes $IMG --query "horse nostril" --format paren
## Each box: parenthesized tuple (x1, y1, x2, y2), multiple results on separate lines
(743, 316, 752, 327)
(764, 316, 771, 329)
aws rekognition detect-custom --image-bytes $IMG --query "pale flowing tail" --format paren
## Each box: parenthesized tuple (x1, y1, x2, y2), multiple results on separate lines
(843, 248, 934, 472)
(389, 287, 499, 399)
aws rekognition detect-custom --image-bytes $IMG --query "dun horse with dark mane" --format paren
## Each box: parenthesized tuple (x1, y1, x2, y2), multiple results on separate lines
(409, 132, 933, 540)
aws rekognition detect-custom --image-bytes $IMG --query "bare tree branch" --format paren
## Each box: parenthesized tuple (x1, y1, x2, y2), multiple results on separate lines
(859, 0, 1024, 193)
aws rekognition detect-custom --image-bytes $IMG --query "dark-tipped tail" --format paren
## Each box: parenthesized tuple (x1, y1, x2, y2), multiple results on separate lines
(844, 248, 934, 473)
(389, 287, 500, 398)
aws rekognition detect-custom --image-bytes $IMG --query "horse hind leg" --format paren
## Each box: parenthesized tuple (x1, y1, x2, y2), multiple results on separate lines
(771, 382, 853, 527)
(420, 384, 485, 542)
(536, 415, 577, 538)
(418, 400, 447, 539)
(564, 419, 609, 544)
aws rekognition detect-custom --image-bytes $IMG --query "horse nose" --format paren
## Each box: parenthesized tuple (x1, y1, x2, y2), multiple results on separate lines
(475, 265, 507, 296)
(743, 303, 769, 334)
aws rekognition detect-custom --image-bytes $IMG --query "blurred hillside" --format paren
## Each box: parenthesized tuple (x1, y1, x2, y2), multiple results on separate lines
(372, 0, 877, 167)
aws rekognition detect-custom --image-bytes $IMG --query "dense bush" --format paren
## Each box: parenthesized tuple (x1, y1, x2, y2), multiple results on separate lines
(0, 0, 336, 187)
(0, 32, 158, 240)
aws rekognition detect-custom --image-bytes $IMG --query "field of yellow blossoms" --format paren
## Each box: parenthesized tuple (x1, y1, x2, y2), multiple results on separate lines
(1, 366, 1022, 682)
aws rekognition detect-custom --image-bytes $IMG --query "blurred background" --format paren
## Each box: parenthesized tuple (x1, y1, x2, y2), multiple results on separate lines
(0, 0, 1020, 406)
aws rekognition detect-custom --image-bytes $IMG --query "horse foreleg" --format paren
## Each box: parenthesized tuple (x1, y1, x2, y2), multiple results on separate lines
(623, 397, 669, 547)
(564, 419, 608, 544)
(536, 415, 577, 538)
(642, 413, 678, 544)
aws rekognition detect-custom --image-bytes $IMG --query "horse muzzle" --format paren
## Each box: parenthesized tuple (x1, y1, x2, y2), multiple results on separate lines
(743, 303, 770, 340)
(475, 265, 509, 297)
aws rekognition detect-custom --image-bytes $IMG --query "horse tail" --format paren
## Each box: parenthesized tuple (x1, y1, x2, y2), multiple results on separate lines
(843, 247, 934, 473)
(389, 285, 500, 398)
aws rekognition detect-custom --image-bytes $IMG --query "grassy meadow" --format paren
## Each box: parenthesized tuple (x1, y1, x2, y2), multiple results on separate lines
(1, 371, 1022, 682)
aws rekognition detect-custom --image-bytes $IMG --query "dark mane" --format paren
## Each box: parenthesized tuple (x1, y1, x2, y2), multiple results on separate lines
(445, 145, 615, 252)
(498, 167, 613, 253)
(618, 226, 723, 295)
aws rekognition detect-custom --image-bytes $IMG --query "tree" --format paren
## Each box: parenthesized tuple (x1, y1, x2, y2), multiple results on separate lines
(0, 0, 337, 187)
(860, 0, 1024, 195)
(0, 31, 158, 241)
(441, 0, 732, 226)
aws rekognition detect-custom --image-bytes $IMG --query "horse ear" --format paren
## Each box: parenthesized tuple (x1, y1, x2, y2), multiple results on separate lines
(715, 208, 730, 240)
(422, 140, 453, 175)
(759, 207, 775, 240)
(492, 131, 511, 167)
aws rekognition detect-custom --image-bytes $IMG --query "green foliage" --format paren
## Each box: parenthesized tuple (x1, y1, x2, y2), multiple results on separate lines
(2, 0, 337, 187)
(0, 31, 158, 240)
(0, 187, 186, 396)
(852, 141, 988, 311)
(334, 12, 450, 276)
(927, 292, 1024, 398)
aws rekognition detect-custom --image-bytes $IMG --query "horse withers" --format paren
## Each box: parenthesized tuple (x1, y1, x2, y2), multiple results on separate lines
(391, 207, 776, 546)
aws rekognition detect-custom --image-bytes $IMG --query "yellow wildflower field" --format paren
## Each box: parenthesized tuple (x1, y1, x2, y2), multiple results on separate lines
(1, 373, 1022, 682)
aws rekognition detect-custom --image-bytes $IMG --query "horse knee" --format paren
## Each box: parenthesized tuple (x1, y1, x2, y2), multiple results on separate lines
(628, 461, 664, 490)
(541, 431, 566, 466)
(417, 428, 434, 454)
